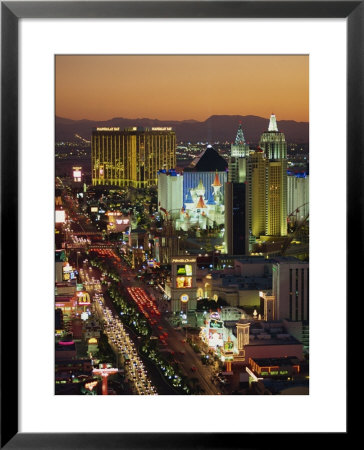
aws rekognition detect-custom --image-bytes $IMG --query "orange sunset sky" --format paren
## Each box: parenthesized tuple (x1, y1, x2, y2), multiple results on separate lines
(55, 55, 309, 122)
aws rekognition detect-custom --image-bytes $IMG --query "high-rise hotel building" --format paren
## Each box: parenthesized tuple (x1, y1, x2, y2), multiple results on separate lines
(91, 126, 176, 188)
(246, 149, 268, 238)
(228, 122, 249, 183)
(260, 115, 287, 237)
(247, 115, 288, 239)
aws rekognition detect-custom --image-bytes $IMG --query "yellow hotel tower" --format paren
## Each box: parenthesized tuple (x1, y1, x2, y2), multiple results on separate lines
(91, 126, 176, 188)
(247, 114, 288, 238)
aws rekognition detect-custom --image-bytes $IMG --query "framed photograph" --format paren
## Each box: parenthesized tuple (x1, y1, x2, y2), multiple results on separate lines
(1, 1, 357, 447)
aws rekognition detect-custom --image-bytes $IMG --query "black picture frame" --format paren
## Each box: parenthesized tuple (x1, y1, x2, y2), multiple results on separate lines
(1, 1, 357, 448)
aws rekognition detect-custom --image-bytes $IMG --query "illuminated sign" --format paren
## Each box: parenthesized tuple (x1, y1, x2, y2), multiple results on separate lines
(224, 341, 234, 353)
(73, 167, 82, 182)
(209, 319, 223, 329)
(62, 263, 73, 281)
(151, 127, 172, 131)
(59, 340, 75, 346)
(55, 210, 66, 223)
(172, 258, 196, 263)
(176, 276, 192, 288)
(210, 312, 220, 320)
(88, 338, 98, 344)
(78, 292, 91, 306)
(208, 329, 223, 347)
(76, 283, 83, 291)
(177, 264, 192, 276)
(96, 127, 120, 131)
(90, 207, 98, 213)
(180, 294, 189, 303)
(85, 381, 98, 391)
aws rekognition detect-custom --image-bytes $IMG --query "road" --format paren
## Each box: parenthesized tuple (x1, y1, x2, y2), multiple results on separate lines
(114, 260, 221, 395)
(61, 190, 220, 395)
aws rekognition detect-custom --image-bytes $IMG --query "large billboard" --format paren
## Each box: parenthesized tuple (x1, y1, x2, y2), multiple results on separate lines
(62, 263, 73, 281)
(78, 292, 91, 306)
(55, 210, 66, 223)
(177, 264, 192, 276)
(208, 329, 223, 348)
(209, 319, 223, 329)
(73, 167, 82, 182)
(176, 276, 192, 288)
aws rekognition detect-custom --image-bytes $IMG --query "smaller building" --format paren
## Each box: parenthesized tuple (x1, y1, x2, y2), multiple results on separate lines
(165, 255, 198, 315)
(157, 169, 183, 218)
(55, 340, 77, 361)
(249, 356, 301, 378)
(55, 359, 93, 381)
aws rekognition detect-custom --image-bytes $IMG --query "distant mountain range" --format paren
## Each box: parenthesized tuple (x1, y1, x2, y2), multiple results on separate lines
(55, 115, 309, 144)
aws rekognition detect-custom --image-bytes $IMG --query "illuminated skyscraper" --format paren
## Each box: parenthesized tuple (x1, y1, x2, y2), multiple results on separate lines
(246, 149, 268, 238)
(228, 122, 249, 183)
(230, 121, 250, 157)
(91, 126, 176, 188)
(259, 115, 288, 237)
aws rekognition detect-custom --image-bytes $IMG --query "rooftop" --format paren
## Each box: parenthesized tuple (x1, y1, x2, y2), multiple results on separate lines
(184, 146, 228, 172)
(250, 356, 301, 367)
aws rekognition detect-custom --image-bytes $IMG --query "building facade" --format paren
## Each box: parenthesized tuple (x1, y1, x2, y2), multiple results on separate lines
(91, 126, 176, 188)
(287, 173, 309, 223)
(246, 115, 288, 240)
(176, 172, 225, 231)
(165, 256, 198, 313)
(246, 149, 268, 238)
(157, 169, 183, 218)
(259, 114, 288, 237)
(272, 259, 309, 323)
(228, 157, 247, 183)
(228, 122, 249, 183)
(224, 182, 248, 255)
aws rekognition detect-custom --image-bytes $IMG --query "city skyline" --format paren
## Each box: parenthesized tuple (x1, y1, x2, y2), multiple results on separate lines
(56, 55, 309, 122)
(55, 54, 309, 397)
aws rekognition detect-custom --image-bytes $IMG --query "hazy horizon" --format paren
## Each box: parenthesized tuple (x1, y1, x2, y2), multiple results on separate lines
(56, 113, 309, 124)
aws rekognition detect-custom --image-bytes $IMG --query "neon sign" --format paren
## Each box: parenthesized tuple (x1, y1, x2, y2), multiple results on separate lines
(96, 127, 120, 131)
(78, 292, 91, 306)
(210, 312, 220, 320)
(172, 258, 196, 263)
(209, 319, 223, 329)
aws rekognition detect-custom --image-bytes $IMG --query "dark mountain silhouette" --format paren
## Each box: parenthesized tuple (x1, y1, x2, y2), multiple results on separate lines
(56, 114, 309, 144)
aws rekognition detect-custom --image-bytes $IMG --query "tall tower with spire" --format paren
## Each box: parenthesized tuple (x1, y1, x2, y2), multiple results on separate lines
(260, 114, 287, 160)
(258, 114, 288, 237)
(231, 121, 249, 158)
(229, 122, 249, 183)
